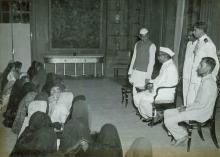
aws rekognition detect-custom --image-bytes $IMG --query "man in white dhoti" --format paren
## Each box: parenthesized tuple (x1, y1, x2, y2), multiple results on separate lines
(183, 21, 219, 106)
(133, 47, 178, 121)
(164, 57, 217, 146)
(128, 28, 156, 94)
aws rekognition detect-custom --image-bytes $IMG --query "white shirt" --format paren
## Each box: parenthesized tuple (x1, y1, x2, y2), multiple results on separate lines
(150, 59, 179, 100)
(190, 34, 219, 83)
(186, 74, 217, 122)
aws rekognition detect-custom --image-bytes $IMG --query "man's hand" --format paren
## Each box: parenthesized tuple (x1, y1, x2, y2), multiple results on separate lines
(145, 79, 150, 84)
(145, 83, 153, 91)
(128, 75, 133, 85)
(80, 139, 89, 152)
(178, 106, 186, 112)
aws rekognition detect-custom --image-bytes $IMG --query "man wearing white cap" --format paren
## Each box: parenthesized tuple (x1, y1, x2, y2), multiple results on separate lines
(133, 47, 178, 122)
(128, 28, 156, 94)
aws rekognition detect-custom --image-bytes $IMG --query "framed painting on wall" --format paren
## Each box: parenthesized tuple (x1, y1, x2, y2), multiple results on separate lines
(49, 0, 105, 52)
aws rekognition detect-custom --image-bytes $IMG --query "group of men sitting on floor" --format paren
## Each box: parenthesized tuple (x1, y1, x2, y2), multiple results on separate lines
(0, 60, 153, 157)
(128, 22, 219, 146)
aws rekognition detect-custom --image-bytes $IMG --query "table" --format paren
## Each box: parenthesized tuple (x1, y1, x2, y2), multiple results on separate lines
(43, 54, 104, 77)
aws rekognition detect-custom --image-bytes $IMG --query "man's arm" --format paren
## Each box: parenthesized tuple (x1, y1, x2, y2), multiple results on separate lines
(145, 44, 156, 80)
(128, 44, 137, 75)
(186, 80, 217, 111)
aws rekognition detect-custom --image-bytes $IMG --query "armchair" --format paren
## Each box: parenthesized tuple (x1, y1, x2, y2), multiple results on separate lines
(148, 79, 181, 126)
(178, 88, 220, 152)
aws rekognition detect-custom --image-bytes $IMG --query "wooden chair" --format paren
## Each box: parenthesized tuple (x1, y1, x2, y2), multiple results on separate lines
(178, 88, 220, 152)
(149, 78, 181, 126)
(121, 80, 132, 107)
(113, 50, 131, 77)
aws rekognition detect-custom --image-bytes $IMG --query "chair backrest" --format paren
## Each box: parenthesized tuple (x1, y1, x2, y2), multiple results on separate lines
(114, 50, 131, 64)
(153, 77, 181, 104)
(211, 88, 220, 121)
(173, 77, 182, 104)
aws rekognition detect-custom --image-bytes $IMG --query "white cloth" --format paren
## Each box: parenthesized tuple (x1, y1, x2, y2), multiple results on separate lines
(1, 81, 15, 108)
(7, 71, 16, 82)
(164, 74, 217, 140)
(140, 28, 148, 35)
(133, 59, 178, 118)
(128, 43, 156, 88)
(18, 100, 47, 137)
(182, 34, 219, 106)
(50, 92, 73, 123)
(1, 71, 17, 108)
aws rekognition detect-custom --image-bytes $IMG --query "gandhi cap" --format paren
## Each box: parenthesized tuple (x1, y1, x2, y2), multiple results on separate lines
(160, 47, 175, 57)
(139, 28, 148, 35)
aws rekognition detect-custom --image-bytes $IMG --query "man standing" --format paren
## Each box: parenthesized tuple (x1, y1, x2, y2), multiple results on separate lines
(183, 22, 219, 106)
(128, 28, 156, 94)
(164, 57, 217, 146)
(133, 47, 178, 121)
(182, 29, 197, 106)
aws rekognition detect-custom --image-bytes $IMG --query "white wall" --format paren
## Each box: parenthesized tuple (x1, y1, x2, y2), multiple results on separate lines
(0, 24, 31, 73)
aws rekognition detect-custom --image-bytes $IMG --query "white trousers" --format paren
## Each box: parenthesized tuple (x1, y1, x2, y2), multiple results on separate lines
(164, 109, 189, 140)
(133, 89, 154, 118)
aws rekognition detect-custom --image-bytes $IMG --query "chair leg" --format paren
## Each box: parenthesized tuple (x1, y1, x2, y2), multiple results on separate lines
(187, 129, 192, 152)
(125, 92, 128, 107)
(197, 126, 205, 141)
(149, 107, 156, 128)
(210, 121, 219, 148)
(121, 88, 125, 103)
(170, 135, 174, 142)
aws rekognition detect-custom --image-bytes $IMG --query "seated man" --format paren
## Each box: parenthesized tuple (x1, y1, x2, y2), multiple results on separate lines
(133, 47, 178, 122)
(164, 57, 217, 146)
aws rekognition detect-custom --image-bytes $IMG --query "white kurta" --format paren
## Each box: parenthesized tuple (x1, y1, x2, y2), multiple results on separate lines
(133, 59, 178, 118)
(183, 34, 219, 106)
(182, 40, 197, 106)
(164, 74, 217, 140)
(128, 43, 156, 88)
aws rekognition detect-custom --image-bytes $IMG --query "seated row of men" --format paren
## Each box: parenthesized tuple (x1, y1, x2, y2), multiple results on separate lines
(0, 60, 153, 157)
(130, 46, 218, 146)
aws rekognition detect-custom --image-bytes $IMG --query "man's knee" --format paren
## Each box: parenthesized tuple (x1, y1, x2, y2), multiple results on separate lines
(164, 109, 171, 118)
(139, 101, 152, 117)
(133, 96, 140, 107)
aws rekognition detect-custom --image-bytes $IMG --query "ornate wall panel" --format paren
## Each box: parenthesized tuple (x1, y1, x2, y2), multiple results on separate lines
(49, 0, 103, 50)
